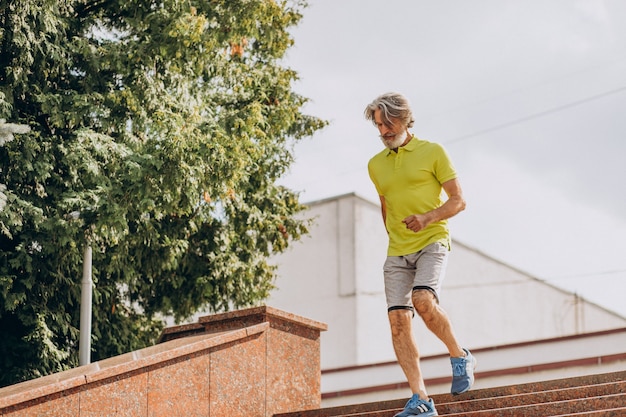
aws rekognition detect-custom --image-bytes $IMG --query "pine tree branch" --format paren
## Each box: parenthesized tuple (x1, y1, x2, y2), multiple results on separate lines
(74, 0, 117, 19)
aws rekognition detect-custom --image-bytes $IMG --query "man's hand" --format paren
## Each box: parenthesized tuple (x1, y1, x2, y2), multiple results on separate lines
(402, 214, 431, 233)
(401, 179, 466, 233)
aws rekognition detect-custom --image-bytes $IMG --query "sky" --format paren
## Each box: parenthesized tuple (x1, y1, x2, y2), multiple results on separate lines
(278, 0, 626, 317)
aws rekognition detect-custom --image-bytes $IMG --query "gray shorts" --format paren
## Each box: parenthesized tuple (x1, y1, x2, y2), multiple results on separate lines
(383, 242, 449, 312)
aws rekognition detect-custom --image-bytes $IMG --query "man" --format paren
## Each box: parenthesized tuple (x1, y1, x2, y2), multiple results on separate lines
(364, 92, 476, 417)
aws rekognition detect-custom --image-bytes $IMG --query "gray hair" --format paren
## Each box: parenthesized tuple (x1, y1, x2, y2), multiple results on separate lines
(364, 92, 415, 128)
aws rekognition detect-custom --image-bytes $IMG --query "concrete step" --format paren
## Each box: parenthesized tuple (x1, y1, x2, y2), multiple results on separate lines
(441, 393, 625, 416)
(274, 370, 626, 417)
(550, 409, 626, 417)
(439, 381, 625, 415)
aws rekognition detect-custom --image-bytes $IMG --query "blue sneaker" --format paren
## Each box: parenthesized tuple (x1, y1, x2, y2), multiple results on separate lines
(450, 348, 476, 395)
(394, 394, 438, 417)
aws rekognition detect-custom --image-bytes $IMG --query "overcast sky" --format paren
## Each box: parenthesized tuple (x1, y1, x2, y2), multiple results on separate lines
(278, 0, 626, 317)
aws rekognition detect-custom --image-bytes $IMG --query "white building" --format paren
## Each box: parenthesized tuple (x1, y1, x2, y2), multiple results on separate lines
(267, 193, 626, 406)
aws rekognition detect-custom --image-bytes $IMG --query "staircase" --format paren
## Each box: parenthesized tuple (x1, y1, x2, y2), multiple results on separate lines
(275, 370, 626, 417)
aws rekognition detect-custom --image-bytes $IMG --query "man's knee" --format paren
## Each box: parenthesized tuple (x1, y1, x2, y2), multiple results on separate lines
(412, 290, 437, 317)
(388, 308, 412, 337)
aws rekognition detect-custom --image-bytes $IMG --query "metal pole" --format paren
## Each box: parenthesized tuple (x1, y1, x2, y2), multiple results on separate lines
(79, 244, 92, 366)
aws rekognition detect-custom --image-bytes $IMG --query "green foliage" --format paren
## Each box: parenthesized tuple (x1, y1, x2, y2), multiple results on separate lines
(0, 0, 325, 387)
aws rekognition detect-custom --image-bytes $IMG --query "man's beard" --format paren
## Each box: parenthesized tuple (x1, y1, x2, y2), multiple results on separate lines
(380, 130, 407, 150)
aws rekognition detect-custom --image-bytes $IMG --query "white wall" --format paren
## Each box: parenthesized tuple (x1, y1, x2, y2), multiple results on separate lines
(442, 242, 626, 351)
(268, 196, 360, 367)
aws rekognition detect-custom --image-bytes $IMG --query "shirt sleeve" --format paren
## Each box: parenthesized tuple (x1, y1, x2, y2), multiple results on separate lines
(368, 159, 383, 195)
(433, 144, 458, 184)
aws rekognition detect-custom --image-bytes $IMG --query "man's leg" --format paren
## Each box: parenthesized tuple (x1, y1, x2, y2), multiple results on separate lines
(388, 309, 429, 400)
(413, 289, 476, 395)
(412, 290, 464, 357)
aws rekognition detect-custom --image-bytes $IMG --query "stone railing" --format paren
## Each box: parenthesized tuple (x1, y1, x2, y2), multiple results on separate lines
(0, 306, 327, 417)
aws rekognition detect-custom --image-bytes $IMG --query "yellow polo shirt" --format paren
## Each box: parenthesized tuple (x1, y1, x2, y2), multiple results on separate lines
(368, 136, 457, 256)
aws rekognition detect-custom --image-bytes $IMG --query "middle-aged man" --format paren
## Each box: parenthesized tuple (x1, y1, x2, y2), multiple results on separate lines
(364, 92, 476, 417)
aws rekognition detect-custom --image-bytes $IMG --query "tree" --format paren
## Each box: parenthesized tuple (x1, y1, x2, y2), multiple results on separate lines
(0, 0, 325, 386)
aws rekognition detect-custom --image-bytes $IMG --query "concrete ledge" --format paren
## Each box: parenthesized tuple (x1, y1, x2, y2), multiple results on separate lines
(159, 305, 328, 343)
(0, 323, 268, 410)
(0, 306, 327, 417)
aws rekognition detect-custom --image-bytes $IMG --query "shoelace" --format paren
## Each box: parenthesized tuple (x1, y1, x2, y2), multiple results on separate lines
(407, 398, 430, 412)
(452, 360, 466, 376)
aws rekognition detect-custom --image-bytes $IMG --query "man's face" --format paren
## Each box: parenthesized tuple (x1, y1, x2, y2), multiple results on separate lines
(374, 108, 407, 150)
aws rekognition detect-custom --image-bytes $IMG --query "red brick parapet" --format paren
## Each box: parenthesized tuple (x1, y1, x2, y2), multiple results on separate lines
(0, 306, 327, 417)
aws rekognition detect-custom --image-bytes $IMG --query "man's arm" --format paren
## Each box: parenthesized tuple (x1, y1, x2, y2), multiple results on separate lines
(402, 178, 466, 233)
